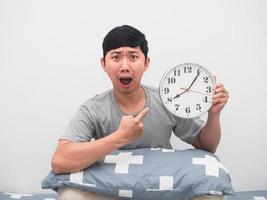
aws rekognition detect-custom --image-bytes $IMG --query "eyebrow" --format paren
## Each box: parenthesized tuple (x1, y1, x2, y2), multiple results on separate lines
(110, 50, 139, 55)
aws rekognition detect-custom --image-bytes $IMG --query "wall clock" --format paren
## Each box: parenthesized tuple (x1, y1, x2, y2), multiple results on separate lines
(159, 63, 216, 118)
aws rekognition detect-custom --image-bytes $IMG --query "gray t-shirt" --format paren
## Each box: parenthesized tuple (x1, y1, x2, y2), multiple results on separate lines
(61, 85, 205, 149)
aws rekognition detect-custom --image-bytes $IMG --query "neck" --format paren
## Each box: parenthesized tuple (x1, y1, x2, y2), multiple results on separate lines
(114, 85, 146, 114)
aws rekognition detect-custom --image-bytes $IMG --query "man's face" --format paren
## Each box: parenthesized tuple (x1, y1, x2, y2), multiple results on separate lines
(101, 46, 150, 94)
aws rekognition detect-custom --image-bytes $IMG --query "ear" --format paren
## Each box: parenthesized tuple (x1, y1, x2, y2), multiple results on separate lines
(144, 57, 150, 71)
(101, 58, 106, 72)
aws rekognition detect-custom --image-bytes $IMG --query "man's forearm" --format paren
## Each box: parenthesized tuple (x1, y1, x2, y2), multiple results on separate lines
(51, 131, 124, 174)
(197, 113, 221, 153)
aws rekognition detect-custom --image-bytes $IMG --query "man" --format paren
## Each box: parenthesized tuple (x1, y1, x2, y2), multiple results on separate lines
(51, 25, 229, 200)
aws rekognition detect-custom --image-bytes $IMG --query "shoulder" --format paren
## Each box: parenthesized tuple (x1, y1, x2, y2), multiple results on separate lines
(85, 89, 111, 104)
(79, 90, 113, 114)
(143, 84, 159, 97)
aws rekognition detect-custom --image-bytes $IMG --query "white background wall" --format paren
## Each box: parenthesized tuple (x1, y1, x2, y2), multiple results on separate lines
(1, 0, 266, 194)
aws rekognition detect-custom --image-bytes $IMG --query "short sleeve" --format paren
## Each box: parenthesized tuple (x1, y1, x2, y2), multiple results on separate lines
(60, 106, 95, 142)
(173, 117, 205, 144)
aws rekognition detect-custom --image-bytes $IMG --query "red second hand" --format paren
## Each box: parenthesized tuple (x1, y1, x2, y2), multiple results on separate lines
(180, 87, 212, 96)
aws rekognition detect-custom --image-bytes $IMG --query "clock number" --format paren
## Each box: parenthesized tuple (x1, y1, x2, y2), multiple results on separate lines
(183, 66, 192, 73)
(203, 96, 208, 103)
(163, 87, 169, 94)
(203, 76, 209, 83)
(174, 69, 181, 76)
(206, 86, 212, 93)
(185, 107, 191, 114)
(175, 104, 180, 111)
(166, 97, 172, 103)
(196, 104, 201, 111)
(167, 77, 176, 84)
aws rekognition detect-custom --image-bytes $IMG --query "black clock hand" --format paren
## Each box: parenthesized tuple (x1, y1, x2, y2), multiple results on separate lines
(187, 69, 200, 90)
(173, 89, 188, 99)
(173, 69, 200, 99)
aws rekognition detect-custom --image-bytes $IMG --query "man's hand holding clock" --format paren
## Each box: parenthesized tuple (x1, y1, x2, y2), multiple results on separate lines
(210, 83, 229, 115)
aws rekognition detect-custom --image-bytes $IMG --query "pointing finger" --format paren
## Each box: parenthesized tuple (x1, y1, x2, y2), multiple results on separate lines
(135, 107, 149, 121)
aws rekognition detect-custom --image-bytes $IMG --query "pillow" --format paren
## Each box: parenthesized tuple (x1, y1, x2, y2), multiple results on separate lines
(42, 148, 234, 199)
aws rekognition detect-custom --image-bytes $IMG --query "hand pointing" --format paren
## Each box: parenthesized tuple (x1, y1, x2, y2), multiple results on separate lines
(135, 107, 149, 121)
(115, 107, 149, 146)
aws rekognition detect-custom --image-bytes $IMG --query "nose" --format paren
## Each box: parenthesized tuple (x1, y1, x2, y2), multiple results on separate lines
(120, 58, 131, 73)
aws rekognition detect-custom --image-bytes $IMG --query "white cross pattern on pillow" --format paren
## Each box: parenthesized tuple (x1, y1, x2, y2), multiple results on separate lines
(69, 171, 96, 187)
(119, 189, 133, 198)
(3, 193, 33, 199)
(253, 197, 267, 200)
(146, 176, 174, 191)
(70, 171, 84, 184)
(151, 148, 175, 152)
(192, 155, 229, 177)
(104, 152, 143, 174)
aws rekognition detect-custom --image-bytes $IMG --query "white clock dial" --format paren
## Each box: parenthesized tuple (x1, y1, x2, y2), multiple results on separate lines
(159, 63, 216, 118)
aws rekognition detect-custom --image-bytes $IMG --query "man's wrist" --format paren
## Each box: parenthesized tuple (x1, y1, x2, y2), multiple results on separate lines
(108, 130, 127, 149)
(208, 111, 221, 119)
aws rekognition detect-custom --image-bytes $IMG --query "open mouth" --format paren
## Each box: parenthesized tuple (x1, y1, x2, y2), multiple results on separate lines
(119, 77, 133, 85)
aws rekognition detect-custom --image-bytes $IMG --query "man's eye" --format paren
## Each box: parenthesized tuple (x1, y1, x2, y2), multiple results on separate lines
(130, 55, 138, 60)
(112, 55, 119, 61)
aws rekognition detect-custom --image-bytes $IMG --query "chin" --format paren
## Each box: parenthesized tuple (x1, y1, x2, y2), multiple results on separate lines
(118, 84, 137, 94)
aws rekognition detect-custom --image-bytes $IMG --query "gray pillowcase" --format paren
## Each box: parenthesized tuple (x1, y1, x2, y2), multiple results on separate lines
(42, 148, 234, 199)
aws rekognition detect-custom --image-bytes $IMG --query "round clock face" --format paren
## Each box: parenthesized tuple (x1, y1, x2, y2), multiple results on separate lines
(159, 63, 216, 118)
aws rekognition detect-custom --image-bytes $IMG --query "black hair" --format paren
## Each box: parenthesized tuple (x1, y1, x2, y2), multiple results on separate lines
(102, 25, 148, 59)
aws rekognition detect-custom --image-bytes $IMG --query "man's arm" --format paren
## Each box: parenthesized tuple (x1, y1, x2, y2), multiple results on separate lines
(51, 108, 149, 174)
(51, 134, 122, 174)
(192, 83, 229, 153)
